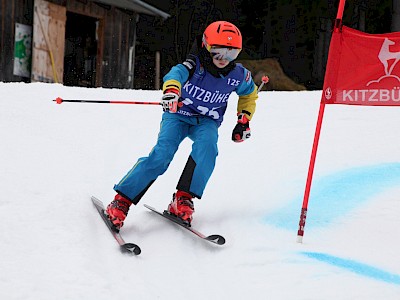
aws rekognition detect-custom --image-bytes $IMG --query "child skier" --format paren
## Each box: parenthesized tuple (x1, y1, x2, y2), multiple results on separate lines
(105, 21, 258, 231)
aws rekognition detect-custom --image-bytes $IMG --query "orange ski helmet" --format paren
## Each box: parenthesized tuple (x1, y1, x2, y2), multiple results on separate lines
(202, 21, 242, 49)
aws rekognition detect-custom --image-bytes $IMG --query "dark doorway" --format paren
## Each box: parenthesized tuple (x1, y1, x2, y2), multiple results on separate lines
(64, 12, 98, 87)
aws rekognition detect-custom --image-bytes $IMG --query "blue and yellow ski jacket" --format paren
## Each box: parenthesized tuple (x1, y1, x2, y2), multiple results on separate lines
(163, 56, 258, 126)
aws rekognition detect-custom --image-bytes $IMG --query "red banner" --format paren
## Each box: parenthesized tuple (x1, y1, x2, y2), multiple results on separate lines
(322, 26, 400, 106)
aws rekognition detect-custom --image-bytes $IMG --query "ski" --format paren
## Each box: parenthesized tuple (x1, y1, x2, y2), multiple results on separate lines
(143, 204, 225, 245)
(91, 196, 141, 255)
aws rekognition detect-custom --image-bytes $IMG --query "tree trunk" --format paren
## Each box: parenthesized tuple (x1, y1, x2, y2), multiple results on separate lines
(392, 0, 400, 32)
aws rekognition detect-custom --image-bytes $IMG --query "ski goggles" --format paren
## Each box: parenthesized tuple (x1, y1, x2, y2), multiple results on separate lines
(208, 46, 241, 62)
(203, 41, 241, 62)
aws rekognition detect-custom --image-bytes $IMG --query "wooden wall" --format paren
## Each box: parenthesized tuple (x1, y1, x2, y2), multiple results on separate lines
(0, 0, 138, 89)
(101, 7, 137, 88)
(32, 0, 67, 83)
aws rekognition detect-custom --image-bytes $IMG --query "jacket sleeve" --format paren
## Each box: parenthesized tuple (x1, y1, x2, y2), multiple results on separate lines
(162, 64, 190, 94)
(236, 68, 258, 121)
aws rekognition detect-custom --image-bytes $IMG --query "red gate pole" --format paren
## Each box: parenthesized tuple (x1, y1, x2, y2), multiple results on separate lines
(296, 102, 326, 243)
(296, 0, 346, 243)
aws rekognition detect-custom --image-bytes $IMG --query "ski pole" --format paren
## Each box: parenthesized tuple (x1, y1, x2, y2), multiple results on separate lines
(54, 76, 269, 105)
(53, 97, 161, 105)
(257, 75, 270, 93)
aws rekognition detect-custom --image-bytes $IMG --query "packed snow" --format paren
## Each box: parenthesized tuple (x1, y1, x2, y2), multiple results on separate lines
(1, 82, 399, 299)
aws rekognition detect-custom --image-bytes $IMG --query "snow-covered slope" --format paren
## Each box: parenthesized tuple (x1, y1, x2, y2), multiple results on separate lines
(1, 82, 399, 299)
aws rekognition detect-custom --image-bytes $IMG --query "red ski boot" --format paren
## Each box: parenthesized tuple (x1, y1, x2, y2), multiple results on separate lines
(105, 194, 132, 232)
(167, 191, 194, 226)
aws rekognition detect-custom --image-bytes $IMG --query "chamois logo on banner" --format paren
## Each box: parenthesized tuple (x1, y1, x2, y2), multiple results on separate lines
(367, 38, 400, 86)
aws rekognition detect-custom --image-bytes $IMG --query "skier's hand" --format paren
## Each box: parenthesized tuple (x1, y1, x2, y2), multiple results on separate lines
(232, 113, 251, 142)
(161, 89, 180, 113)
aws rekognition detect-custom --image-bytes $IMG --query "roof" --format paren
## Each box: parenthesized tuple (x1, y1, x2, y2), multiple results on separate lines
(95, 0, 170, 19)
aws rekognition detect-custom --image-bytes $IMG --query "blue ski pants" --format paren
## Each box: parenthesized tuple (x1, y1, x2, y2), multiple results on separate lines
(114, 112, 219, 203)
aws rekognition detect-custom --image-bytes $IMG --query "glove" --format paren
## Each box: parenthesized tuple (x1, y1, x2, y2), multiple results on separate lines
(232, 113, 251, 142)
(161, 89, 180, 113)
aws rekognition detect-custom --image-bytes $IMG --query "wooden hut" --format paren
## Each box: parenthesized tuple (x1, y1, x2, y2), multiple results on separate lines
(0, 0, 169, 88)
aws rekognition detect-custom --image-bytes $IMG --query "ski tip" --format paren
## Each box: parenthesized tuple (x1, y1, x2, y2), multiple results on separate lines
(206, 234, 226, 245)
(122, 243, 141, 255)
